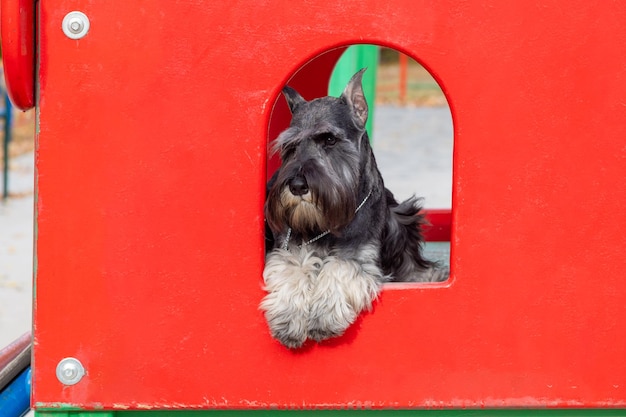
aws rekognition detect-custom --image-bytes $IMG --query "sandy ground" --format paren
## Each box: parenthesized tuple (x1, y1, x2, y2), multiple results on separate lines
(0, 152, 35, 348)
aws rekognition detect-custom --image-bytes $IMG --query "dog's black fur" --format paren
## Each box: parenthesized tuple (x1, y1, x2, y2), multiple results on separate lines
(261, 69, 447, 348)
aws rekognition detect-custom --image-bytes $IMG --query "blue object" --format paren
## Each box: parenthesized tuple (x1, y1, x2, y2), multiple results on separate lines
(0, 367, 31, 417)
(1, 92, 12, 138)
(2, 91, 13, 199)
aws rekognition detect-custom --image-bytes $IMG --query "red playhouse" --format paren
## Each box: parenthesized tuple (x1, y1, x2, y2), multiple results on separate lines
(2, 0, 626, 415)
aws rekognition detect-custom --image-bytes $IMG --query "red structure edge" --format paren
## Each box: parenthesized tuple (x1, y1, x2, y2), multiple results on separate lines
(1, 0, 36, 111)
(423, 209, 452, 242)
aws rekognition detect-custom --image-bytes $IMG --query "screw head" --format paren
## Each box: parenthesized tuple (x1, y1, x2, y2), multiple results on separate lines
(62, 11, 90, 39)
(56, 357, 85, 385)
(68, 18, 83, 34)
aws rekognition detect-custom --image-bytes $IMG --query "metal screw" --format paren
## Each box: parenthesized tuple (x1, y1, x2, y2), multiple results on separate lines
(68, 18, 83, 33)
(56, 357, 85, 385)
(62, 11, 90, 40)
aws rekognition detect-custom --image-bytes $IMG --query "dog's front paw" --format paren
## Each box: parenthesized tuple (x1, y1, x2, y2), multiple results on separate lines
(307, 257, 381, 343)
(264, 308, 308, 349)
(308, 303, 356, 343)
(261, 248, 322, 349)
(260, 287, 310, 349)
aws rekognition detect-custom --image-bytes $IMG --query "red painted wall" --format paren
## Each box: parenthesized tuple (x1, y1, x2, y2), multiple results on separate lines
(31, 0, 626, 410)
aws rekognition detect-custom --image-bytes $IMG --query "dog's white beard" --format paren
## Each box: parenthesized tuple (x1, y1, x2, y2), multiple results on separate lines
(260, 245, 382, 348)
(279, 187, 327, 232)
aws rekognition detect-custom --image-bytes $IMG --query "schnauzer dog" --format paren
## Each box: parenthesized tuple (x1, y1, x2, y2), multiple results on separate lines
(261, 69, 448, 349)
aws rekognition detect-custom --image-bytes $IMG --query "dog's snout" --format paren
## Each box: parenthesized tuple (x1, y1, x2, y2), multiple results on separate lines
(288, 176, 309, 196)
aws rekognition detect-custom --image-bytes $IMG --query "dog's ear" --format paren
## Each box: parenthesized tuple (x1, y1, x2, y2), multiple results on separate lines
(282, 86, 306, 114)
(341, 68, 368, 129)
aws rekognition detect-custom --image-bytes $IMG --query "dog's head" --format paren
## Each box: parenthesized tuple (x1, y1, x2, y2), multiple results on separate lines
(266, 69, 370, 237)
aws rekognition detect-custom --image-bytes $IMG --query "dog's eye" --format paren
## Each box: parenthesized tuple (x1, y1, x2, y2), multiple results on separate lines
(313, 133, 339, 148)
(281, 144, 295, 158)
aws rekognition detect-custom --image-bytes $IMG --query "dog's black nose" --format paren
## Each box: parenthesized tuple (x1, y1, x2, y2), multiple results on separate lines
(288, 176, 309, 196)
